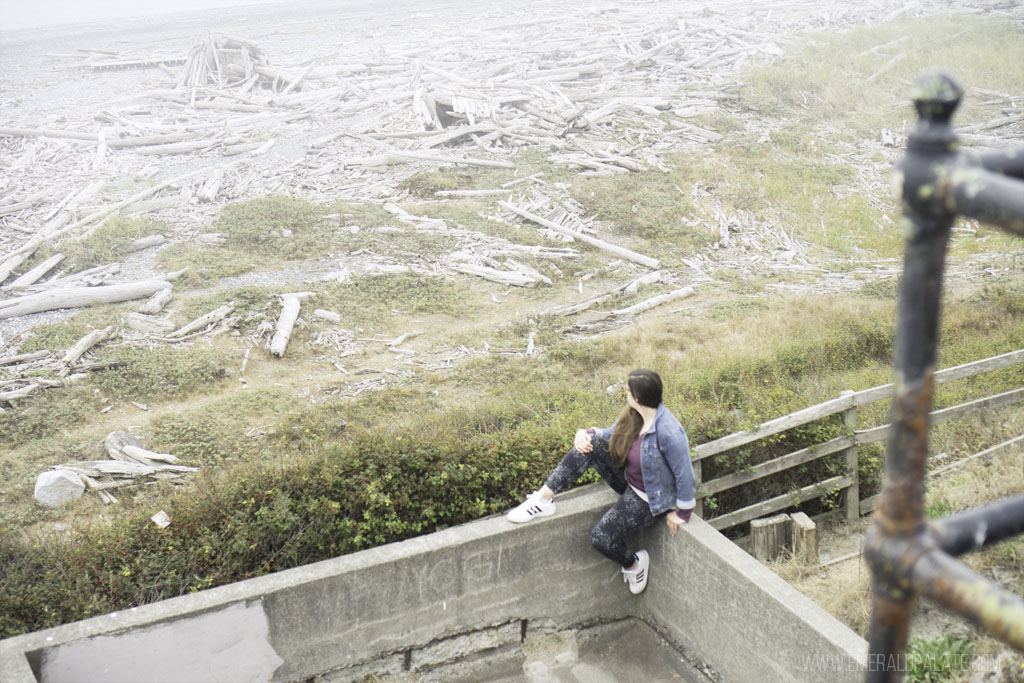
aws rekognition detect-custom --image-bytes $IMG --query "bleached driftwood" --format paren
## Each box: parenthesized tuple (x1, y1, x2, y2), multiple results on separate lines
(138, 287, 173, 314)
(0, 384, 40, 402)
(435, 189, 507, 197)
(499, 201, 659, 269)
(122, 445, 182, 465)
(611, 286, 696, 317)
(0, 166, 211, 284)
(198, 167, 227, 202)
(125, 312, 176, 335)
(62, 326, 116, 365)
(124, 195, 188, 214)
(313, 309, 341, 323)
(540, 270, 662, 317)
(0, 280, 172, 319)
(105, 430, 143, 460)
(450, 262, 537, 287)
(346, 150, 514, 169)
(168, 303, 234, 338)
(3, 254, 66, 290)
(124, 235, 167, 252)
(0, 350, 51, 366)
(270, 293, 311, 357)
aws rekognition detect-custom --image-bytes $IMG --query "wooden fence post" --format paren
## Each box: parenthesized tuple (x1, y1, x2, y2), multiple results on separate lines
(751, 513, 792, 562)
(842, 389, 860, 523)
(791, 512, 818, 563)
(693, 460, 703, 517)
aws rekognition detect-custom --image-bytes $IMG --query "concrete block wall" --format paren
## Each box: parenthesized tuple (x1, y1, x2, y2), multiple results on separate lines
(0, 484, 867, 683)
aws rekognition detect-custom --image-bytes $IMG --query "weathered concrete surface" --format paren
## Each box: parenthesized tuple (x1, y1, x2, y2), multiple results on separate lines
(36, 601, 282, 683)
(638, 515, 868, 683)
(0, 484, 867, 682)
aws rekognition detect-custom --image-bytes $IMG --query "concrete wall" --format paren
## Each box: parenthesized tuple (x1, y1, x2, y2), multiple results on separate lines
(0, 484, 867, 683)
(638, 516, 867, 683)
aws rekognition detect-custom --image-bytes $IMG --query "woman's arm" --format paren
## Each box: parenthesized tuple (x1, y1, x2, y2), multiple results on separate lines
(660, 427, 697, 514)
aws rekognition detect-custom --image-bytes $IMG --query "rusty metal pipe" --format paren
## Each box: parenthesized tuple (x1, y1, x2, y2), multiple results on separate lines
(931, 494, 1024, 557)
(963, 147, 1024, 180)
(913, 547, 1024, 648)
(939, 165, 1024, 235)
(865, 69, 958, 682)
(865, 69, 1024, 682)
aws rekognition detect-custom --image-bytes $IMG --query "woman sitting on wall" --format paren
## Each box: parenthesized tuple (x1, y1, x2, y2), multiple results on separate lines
(506, 368, 696, 594)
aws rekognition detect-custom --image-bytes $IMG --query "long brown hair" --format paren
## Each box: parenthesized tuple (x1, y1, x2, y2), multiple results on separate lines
(609, 369, 663, 467)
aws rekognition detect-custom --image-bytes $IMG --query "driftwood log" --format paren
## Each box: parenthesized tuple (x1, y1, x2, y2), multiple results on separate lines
(62, 326, 116, 365)
(0, 280, 172, 319)
(270, 293, 311, 357)
(499, 201, 660, 269)
(168, 303, 234, 338)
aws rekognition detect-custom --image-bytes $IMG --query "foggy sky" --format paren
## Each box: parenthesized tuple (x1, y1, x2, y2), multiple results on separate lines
(1, 0, 292, 32)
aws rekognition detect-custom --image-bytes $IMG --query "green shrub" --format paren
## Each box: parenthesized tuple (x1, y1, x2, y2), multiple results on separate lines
(28, 217, 162, 273)
(91, 348, 229, 400)
(0, 422, 573, 639)
(313, 272, 473, 326)
(18, 322, 95, 354)
(214, 196, 328, 259)
(0, 387, 101, 448)
(905, 635, 974, 683)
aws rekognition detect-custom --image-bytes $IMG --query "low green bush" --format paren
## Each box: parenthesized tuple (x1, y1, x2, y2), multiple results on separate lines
(215, 196, 329, 259)
(905, 635, 974, 683)
(91, 348, 229, 400)
(0, 422, 571, 638)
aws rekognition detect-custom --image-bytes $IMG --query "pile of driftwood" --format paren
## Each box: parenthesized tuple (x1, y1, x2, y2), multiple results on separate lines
(1, 0, 1020, 358)
(35, 431, 196, 506)
(178, 35, 286, 92)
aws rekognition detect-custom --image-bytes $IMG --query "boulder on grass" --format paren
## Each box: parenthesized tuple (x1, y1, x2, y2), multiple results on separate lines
(34, 470, 85, 507)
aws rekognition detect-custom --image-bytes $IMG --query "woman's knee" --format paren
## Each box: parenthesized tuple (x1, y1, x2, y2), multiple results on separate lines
(590, 522, 615, 554)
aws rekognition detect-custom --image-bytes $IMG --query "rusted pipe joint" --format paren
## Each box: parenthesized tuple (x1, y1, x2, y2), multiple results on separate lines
(894, 70, 963, 238)
(864, 522, 939, 600)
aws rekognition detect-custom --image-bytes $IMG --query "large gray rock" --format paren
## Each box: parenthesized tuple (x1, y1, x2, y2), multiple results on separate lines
(34, 470, 85, 507)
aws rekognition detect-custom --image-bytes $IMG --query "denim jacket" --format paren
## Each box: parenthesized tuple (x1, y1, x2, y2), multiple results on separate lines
(593, 404, 696, 516)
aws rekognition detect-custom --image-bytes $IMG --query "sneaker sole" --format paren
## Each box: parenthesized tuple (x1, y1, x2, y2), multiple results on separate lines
(506, 506, 555, 524)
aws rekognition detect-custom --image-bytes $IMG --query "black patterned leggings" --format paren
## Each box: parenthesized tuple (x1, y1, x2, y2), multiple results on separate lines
(544, 435, 658, 568)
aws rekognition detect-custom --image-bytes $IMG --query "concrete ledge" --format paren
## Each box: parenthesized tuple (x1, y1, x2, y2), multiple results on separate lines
(639, 515, 867, 683)
(0, 484, 867, 682)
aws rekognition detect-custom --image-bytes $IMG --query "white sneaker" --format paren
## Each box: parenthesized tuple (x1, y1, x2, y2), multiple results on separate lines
(506, 491, 555, 523)
(622, 549, 649, 594)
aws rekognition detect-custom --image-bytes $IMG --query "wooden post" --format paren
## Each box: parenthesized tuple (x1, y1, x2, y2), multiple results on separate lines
(750, 513, 792, 562)
(841, 389, 860, 523)
(693, 460, 703, 517)
(791, 512, 818, 564)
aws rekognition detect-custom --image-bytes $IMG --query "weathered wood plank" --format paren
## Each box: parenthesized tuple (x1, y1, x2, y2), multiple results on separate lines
(853, 348, 1024, 406)
(857, 387, 1024, 445)
(791, 512, 818, 563)
(693, 394, 854, 461)
(698, 435, 853, 498)
(709, 475, 852, 531)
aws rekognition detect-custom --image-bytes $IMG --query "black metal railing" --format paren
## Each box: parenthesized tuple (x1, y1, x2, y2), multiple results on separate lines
(864, 70, 1024, 682)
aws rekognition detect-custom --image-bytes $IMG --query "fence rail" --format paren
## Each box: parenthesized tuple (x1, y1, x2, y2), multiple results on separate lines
(694, 347, 1024, 530)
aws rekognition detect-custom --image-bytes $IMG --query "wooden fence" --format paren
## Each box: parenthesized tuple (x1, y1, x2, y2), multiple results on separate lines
(692, 348, 1024, 531)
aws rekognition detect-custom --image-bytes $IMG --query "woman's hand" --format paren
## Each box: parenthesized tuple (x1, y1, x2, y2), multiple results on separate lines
(666, 510, 688, 536)
(574, 429, 593, 453)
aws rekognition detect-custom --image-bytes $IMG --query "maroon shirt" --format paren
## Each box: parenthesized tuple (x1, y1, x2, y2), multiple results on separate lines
(590, 428, 691, 522)
(625, 434, 645, 492)
(625, 432, 692, 523)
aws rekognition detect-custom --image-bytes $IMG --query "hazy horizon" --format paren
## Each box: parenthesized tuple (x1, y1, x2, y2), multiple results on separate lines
(0, 0, 296, 32)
